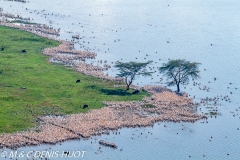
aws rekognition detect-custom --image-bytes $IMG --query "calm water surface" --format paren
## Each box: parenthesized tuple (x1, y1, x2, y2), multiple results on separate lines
(0, 0, 240, 159)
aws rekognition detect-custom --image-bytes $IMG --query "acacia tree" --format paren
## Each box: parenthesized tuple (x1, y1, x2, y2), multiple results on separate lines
(114, 61, 152, 91)
(159, 59, 201, 92)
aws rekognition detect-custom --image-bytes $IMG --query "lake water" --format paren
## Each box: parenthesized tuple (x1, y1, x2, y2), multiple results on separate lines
(0, 0, 240, 159)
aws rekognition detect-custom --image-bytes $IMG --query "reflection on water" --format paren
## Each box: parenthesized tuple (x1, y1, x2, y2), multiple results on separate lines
(0, 0, 240, 159)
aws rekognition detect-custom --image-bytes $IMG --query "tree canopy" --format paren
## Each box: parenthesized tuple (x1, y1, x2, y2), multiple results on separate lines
(114, 61, 153, 91)
(159, 59, 201, 92)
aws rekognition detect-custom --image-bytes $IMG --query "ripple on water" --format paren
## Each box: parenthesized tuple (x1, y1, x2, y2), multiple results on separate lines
(0, 0, 240, 159)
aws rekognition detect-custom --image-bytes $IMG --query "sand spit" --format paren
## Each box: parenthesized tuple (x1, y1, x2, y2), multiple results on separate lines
(43, 41, 97, 65)
(0, 133, 38, 149)
(0, 21, 60, 35)
(0, 86, 207, 149)
(22, 124, 79, 144)
(0, 12, 30, 21)
(73, 62, 123, 82)
(0, 20, 123, 82)
(0, 18, 206, 149)
(44, 41, 123, 82)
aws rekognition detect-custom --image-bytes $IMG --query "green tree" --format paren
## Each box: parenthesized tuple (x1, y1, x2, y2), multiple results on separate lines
(114, 61, 153, 91)
(159, 59, 201, 92)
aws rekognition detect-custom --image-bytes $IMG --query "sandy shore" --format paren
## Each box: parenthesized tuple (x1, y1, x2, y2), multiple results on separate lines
(0, 19, 123, 82)
(0, 18, 207, 149)
(0, 86, 207, 149)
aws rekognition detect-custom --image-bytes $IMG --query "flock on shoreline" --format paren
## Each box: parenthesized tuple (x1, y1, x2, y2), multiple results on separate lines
(0, 86, 207, 149)
(0, 16, 123, 82)
(0, 11, 209, 149)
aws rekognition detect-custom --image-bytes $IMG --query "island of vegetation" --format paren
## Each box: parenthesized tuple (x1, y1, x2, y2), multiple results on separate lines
(0, 20, 207, 149)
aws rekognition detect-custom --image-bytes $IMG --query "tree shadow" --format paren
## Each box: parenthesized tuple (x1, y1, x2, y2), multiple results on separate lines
(99, 88, 131, 96)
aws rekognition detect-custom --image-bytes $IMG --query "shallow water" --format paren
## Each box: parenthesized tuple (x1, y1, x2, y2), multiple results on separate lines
(0, 0, 240, 159)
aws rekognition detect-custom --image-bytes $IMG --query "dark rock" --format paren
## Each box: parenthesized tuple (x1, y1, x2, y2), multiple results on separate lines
(83, 104, 88, 109)
(132, 89, 140, 94)
(99, 140, 117, 148)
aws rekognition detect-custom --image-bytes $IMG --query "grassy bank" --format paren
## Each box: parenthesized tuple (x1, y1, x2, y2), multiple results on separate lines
(0, 25, 148, 133)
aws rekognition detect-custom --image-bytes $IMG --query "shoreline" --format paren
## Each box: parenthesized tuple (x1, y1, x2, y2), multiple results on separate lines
(0, 19, 207, 149)
(0, 21, 124, 82)
(0, 86, 207, 149)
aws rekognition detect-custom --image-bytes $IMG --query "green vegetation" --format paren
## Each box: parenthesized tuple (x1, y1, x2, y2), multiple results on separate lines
(159, 59, 201, 92)
(0, 25, 148, 133)
(114, 61, 153, 90)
